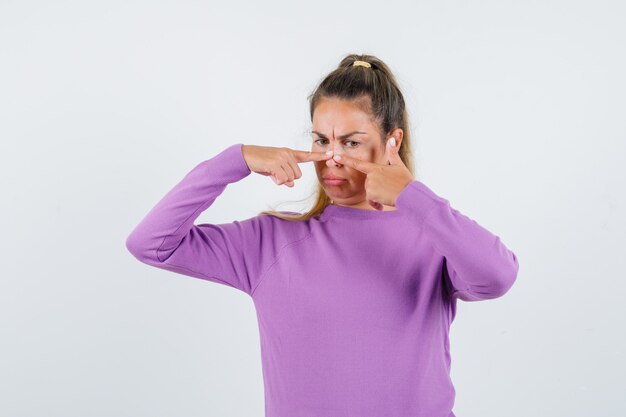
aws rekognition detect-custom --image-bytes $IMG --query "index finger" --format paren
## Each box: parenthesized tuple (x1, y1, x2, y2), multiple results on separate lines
(331, 153, 377, 174)
(293, 149, 334, 163)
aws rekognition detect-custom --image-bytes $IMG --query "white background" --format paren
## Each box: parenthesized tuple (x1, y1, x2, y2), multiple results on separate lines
(1, 1, 624, 416)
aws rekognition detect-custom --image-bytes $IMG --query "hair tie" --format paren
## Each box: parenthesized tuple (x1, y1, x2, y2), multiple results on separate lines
(352, 60, 371, 68)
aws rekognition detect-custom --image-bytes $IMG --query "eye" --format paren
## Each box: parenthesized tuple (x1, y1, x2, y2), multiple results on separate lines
(313, 138, 360, 148)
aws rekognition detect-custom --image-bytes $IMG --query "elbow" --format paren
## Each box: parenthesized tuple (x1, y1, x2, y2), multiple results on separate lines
(489, 272, 517, 299)
(464, 273, 517, 301)
(489, 250, 520, 298)
(125, 230, 156, 264)
(462, 251, 519, 302)
(125, 231, 143, 259)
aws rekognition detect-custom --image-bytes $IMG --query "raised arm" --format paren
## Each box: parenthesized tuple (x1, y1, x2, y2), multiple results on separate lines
(395, 180, 519, 302)
(125, 143, 267, 295)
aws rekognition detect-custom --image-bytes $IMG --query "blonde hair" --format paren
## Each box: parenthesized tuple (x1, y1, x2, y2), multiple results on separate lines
(259, 53, 416, 222)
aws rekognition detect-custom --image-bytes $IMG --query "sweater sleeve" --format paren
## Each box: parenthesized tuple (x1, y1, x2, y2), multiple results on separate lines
(125, 143, 267, 295)
(395, 180, 519, 302)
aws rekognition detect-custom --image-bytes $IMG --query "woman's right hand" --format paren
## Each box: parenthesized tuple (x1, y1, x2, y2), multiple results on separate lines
(241, 145, 333, 187)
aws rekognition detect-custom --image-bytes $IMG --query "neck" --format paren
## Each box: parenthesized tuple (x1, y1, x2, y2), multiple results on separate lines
(332, 201, 397, 211)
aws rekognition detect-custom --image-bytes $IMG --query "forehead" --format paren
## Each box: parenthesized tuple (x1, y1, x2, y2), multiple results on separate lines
(312, 98, 376, 132)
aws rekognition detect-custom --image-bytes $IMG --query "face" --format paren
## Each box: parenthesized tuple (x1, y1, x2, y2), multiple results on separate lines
(311, 97, 401, 208)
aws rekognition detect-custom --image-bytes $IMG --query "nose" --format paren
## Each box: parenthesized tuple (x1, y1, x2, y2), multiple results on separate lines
(317, 139, 344, 167)
(326, 153, 342, 168)
(327, 142, 345, 167)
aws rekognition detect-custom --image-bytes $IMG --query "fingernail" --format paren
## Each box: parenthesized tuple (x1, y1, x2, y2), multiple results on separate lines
(389, 137, 396, 147)
(333, 154, 341, 161)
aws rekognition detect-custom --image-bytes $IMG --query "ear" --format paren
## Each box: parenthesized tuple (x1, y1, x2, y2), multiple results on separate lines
(389, 128, 403, 149)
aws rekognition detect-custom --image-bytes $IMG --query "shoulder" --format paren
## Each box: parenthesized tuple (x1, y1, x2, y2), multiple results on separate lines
(235, 210, 311, 241)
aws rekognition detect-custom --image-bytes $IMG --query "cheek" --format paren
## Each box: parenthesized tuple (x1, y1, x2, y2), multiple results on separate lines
(350, 145, 377, 162)
(314, 161, 326, 173)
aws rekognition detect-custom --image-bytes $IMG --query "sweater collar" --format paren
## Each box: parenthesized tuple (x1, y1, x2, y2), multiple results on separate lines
(319, 203, 405, 221)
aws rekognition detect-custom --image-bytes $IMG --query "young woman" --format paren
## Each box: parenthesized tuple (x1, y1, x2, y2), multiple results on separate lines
(126, 54, 519, 417)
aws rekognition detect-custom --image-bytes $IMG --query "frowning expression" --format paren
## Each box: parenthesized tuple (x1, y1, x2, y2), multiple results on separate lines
(311, 97, 389, 207)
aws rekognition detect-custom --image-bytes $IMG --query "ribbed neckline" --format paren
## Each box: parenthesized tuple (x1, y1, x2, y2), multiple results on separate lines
(319, 203, 405, 220)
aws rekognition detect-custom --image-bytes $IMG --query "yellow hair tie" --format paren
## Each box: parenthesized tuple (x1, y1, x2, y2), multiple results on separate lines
(352, 60, 371, 68)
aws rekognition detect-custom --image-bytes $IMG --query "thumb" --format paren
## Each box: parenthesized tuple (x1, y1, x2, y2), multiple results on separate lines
(386, 137, 403, 165)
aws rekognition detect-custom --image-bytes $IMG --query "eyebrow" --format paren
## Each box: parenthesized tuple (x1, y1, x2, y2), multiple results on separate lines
(311, 130, 367, 140)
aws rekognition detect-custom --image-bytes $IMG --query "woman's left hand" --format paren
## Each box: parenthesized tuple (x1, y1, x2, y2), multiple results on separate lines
(331, 138, 414, 210)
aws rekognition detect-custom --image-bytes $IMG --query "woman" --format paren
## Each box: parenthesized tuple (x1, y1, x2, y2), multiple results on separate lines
(126, 54, 519, 417)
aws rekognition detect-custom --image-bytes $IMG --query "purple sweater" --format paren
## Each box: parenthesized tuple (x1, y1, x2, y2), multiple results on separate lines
(126, 143, 519, 417)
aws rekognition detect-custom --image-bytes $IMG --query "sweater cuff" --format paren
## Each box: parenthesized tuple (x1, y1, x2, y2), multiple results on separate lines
(233, 143, 252, 176)
(204, 143, 252, 182)
(395, 180, 448, 225)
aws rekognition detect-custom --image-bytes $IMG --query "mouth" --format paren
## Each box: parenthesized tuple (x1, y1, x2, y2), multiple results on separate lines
(322, 176, 346, 185)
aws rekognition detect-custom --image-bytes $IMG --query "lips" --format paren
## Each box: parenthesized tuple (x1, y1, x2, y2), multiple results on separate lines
(323, 175, 346, 185)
